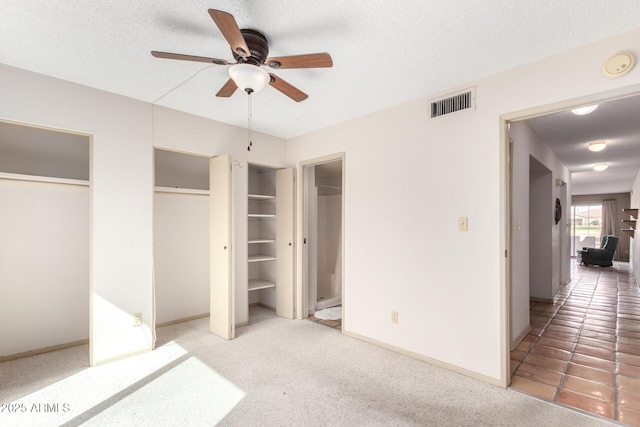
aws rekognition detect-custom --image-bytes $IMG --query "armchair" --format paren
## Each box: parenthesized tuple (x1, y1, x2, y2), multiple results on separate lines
(576, 235, 619, 267)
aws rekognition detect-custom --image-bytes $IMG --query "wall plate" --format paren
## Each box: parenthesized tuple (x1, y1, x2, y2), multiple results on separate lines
(602, 52, 635, 78)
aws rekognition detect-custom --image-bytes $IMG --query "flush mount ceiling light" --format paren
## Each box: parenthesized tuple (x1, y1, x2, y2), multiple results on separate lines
(572, 105, 598, 115)
(588, 140, 607, 152)
(228, 64, 270, 94)
(593, 163, 608, 172)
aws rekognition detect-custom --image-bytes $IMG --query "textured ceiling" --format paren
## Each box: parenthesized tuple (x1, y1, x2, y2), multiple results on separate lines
(2, 1, 640, 194)
(526, 94, 640, 195)
(2, 1, 640, 141)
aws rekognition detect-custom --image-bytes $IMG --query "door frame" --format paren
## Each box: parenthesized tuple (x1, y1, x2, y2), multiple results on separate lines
(297, 152, 345, 327)
(500, 84, 640, 388)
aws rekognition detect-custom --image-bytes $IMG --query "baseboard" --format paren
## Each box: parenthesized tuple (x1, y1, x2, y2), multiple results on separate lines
(251, 302, 275, 311)
(235, 321, 249, 328)
(530, 297, 553, 304)
(511, 325, 532, 351)
(156, 313, 209, 328)
(0, 339, 89, 363)
(343, 330, 502, 388)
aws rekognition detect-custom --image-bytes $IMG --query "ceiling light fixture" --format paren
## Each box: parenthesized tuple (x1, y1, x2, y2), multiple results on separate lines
(593, 163, 608, 172)
(588, 140, 607, 152)
(571, 105, 598, 115)
(228, 64, 270, 94)
(228, 64, 271, 151)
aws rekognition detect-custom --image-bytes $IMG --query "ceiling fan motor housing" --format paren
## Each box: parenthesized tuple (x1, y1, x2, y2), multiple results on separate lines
(234, 29, 269, 66)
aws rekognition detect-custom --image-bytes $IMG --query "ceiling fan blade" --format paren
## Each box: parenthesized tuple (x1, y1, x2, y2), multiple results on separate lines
(151, 51, 229, 65)
(269, 74, 308, 102)
(265, 53, 333, 69)
(208, 9, 251, 59)
(216, 79, 238, 97)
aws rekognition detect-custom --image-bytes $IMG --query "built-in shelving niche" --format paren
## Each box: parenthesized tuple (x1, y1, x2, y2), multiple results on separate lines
(247, 165, 278, 311)
(622, 208, 638, 238)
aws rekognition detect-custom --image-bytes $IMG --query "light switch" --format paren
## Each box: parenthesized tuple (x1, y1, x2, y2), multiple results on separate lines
(459, 217, 468, 231)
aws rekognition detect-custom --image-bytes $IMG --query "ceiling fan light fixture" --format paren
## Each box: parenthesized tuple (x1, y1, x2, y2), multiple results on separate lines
(588, 140, 607, 152)
(593, 163, 608, 172)
(228, 64, 270, 93)
(571, 105, 598, 115)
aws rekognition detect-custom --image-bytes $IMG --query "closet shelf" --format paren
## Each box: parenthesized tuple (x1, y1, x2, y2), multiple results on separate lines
(154, 186, 209, 195)
(248, 279, 276, 291)
(248, 254, 276, 263)
(248, 194, 275, 200)
(248, 239, 276, 244)
(248, 213, 276, 218)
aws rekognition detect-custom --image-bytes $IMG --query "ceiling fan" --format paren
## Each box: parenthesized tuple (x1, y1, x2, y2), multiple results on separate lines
(151, 9, 333, 102)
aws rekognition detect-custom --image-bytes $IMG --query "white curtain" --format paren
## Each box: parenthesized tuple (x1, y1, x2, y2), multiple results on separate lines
(601, 199, 619, 260)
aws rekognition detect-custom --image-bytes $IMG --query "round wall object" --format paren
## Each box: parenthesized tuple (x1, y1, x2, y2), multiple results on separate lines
(602, 52, 635, 78)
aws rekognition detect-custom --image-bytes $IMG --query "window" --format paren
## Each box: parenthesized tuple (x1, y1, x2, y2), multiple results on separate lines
(571, 204, 602, 254)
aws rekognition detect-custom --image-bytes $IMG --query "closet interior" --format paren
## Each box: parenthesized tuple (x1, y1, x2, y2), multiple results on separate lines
(0, 121, 90, 359)
(246, 164, 296, 322)
(247, 165, 278, 312)
(153, 149, 210, 325)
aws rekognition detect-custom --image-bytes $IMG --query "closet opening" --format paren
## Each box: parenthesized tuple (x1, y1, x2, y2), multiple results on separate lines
(153, 148, 211, 334)
(246, 163, 295, 325)
(0, 120, 90, 364)
(301, 155, 344, 329)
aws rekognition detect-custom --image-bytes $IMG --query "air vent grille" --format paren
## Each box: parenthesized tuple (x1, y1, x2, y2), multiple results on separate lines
(430, 88, 475, 118)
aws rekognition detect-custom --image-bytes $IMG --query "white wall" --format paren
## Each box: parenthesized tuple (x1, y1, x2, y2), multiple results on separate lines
(0, 179, 89, 356)
(287, 28, 640, 381)
(317, 193, 342, 299)
(0, 64, 155, 364)
(510, 121, 571, 344)
(528, 158, 554, 301)
(154, 192, 209, 323)
(631, 170, 640, 283)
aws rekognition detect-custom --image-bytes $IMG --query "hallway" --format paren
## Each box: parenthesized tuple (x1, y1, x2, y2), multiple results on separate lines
(510, 261, 640, 425)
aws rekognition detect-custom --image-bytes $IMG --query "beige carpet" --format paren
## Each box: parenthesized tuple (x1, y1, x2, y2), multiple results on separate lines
(0, 307, 614, 426)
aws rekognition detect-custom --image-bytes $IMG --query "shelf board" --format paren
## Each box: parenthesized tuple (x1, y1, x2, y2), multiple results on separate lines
(623, 208, 638, 219)
(0, 172, 89, 187)
(248, 194, 275, 200)
(622, 229, 635, 238)
(155, 186, 209, 195)
(622, 219, 636, 229)
(248, 279, 276, 291)
(248, 213, 276, 218)
(248, 254, 276, 263)
(248, 239, 276, 244)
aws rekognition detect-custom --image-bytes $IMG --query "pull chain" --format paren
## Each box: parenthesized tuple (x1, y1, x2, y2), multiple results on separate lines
(247, 91, 253, 151)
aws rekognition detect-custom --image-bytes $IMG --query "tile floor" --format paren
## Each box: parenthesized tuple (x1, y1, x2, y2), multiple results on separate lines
(510, 260, 640, 425)
(307, 307, 342, 330)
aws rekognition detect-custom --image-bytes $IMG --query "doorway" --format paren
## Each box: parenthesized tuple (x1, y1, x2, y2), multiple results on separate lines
(300, 154, 345, 326)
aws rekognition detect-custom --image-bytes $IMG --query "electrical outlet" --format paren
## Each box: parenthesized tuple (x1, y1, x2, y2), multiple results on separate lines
(459, 217, 468, 231)
(391, 311, 398, 324)
(133, 313, 142, 327)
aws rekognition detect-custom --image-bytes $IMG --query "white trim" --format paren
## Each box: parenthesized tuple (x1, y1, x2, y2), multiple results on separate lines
(0, 172, 89, 187)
